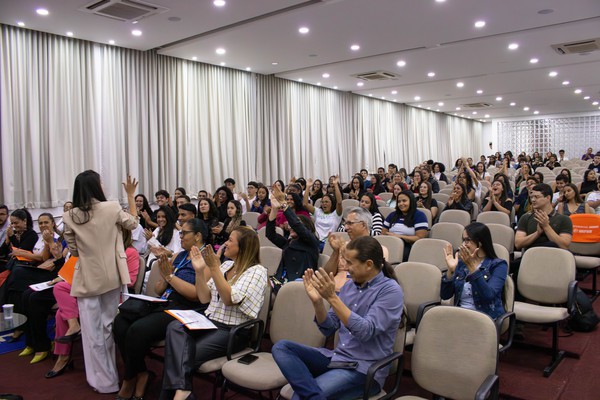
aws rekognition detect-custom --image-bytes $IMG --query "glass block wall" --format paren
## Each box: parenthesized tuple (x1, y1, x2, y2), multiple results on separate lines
(496, 115, 600, 158)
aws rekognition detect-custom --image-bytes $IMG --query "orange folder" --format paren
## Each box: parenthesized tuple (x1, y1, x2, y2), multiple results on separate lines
(58, 256, 78, 285)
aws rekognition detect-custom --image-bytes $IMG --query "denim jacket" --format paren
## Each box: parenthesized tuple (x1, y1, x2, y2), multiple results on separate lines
(441, 257, 507, 319)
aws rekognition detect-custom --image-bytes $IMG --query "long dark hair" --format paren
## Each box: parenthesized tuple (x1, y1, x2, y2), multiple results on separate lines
(418, 181, 433, 209)
(156, 205, 176, 246)
(463, 222, 497, 259)
(491, 179, 509, 204)
(454, 182, 470, 204)
(184, 218, 208, 244)
(346, 236, 396, 280)
(11, 209, 34, 231)
(360, 192, 380, 215)
(581, 170, 598, 194)
(392, 190, 417, 227)
(198, 198, 219, 220)
(135, 194, 153, 215)
(70, 170, 107, 224)
(287, 193, 306, 212)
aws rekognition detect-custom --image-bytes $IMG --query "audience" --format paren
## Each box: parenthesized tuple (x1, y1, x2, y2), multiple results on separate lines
(556, 183, 593, 215)
(303, 178, 343, 251)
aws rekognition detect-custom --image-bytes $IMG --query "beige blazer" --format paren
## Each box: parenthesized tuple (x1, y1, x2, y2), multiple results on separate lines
(63, 201, 139, 297)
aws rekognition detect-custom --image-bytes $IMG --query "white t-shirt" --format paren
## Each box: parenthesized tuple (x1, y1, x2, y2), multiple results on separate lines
(146, 227, 182, 267)
(314, 208, 343, 241)
(588, 191, 600, 215)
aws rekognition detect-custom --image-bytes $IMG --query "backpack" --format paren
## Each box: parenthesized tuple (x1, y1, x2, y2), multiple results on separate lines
(568, 288, 600, 332)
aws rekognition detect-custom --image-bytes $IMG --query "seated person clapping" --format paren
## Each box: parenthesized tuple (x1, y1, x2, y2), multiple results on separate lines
(481, 179, 513, 216)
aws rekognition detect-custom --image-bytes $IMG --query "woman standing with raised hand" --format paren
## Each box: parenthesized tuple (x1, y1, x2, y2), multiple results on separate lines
(62, 171, 139, 393)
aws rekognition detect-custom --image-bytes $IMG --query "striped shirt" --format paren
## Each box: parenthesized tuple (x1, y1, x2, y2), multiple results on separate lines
(383, 209, 429, 236)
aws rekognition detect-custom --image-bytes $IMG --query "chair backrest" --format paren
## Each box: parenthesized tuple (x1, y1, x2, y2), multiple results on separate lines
(438, 180, 447, 190)
(260, 246, 283, 276)
(322, 232, 350, 256)
(412, 306, 499, 400)
(270, 281, 327, 347)
(408, 238, 451, 271)
(470, 202, 479, 221)
(430, 222, 464, 251)
(341, 199, 359, 209)
(379, 206, 394, 219)
(432, 193, 449, 204)
(257, 226, 283, 248)
(145, 260, 162, 297)
(438, 209, 471, 227)
(500, 275, 515, 335)
(242, 212, 261, 230)
(394, 262, 441, 323)
(487, 223, 515, 254)
(317, 253, 330, 269)
(518, 247, 575, 304)
(435, 201, 445, 223)
(313, 198, 322, 208)
(477, 211, 511, 227)
(417, 207, 432, 228)
(374, 235, 405, 265)
(493, 243, 510, 266)
(378, 192, 393, 202)
(133, 256, 146, 294)
(569, 241, 600, 256)
(376, 199, 387, 208)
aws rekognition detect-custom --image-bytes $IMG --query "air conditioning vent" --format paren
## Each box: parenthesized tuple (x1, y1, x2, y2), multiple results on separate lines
(353, 71, 399, 81)
(461, 103, 491, 108)
(551, 38, 600, 55)
(80, 0, 168, 22)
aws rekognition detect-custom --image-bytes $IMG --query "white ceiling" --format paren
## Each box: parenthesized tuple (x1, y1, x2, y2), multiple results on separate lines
(2, 0, 600, 120)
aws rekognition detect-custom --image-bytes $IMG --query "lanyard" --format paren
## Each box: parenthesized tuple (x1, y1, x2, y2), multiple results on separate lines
(160, 244, 206, 300)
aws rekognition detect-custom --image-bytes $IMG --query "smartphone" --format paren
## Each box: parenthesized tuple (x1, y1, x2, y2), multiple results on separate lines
(237, 354, 258, 365)
(327, 361, 358, 370)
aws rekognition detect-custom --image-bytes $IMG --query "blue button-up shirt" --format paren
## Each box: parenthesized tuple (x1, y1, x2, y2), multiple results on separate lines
(317, 271, 404, 388)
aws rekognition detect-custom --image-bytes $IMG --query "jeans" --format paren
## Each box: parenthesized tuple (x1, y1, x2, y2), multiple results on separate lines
(272, 340, 379, 400)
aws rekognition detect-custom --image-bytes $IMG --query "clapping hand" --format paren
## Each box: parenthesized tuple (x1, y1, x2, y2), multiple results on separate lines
(271, 197, 283, 210)
(190, 245, 207, 274)
(458, 244, 480, 273)
(42, 229, 54, 244)
(200, 245, 221, 272)
(443, 243, 459, 273)
(309, 268, 336, 301)
(272, 184, 286, 203)
(328, 234, 346, 253)
(158, 253, 173, 280)
(303, 269, 322, 303)
(143, 228, 154, 240)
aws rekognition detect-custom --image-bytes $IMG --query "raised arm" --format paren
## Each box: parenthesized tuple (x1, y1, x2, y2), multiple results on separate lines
(303, 179, 316, 214)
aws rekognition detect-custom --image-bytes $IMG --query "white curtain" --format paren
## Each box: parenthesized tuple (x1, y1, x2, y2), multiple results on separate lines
(1, 25, 483, 209)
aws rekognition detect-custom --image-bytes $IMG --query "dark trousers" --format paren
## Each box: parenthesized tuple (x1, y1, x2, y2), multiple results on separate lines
(2, 265, 56, 313)
(22, 287, 56, 352)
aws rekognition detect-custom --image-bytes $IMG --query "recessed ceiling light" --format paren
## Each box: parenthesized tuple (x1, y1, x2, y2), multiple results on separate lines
(298, 27, 309, 34)
(350, 44, 360, 51)
(417, 104, 422, 107)
(454, 113, 457, 116)
(427, 107, 431, 110)
(529, 58, 539, 64)
(108, 40, 115, 45)
(272, 62, 279, 65)
(435, 0, 446, 3)
(66, 31, 73, 37)
(510, 102, 516, 106)
(456, 107, 461, 111)
(369, 94, 373, 97)
(436, 109, 440, 112)
(17, 21, 25, 27)
(474, 20, 486, 28)
(213, 0, 226, 6)
(593, 101, 599, 106)
(414, 96, 421, 101)
(334, 86, 338, 89)
(533, 110, 540, 115)
(36, 8, 49, 16)
(192, 56, 197, 61)
(574, 89, 582, 94)
(508, 43, 519, 50)
(322, 73, 330, 78)
(132, 21, 138, 24)
(562, 80, 570, 85)
(476, 89, 483, 94)
(396, 60, 406, 67)
(456, 82, 464, 88)
(382, 97, 386, 100)
(245, 67, 251, 71)
(298, 78, 303, 82)
(548, 71, 558, 77)
(220, 62, 226, 66)
(496, 96, 503, 101)
(427, 72, 435, 77)
(523, 107, 530, 111)
(438, 102, 444, 106)
(357, 82, 364, 87)
(131, 30, 142, 36)
(583, 96, 590, 100)
(216, 48, 226, 55)
(391, 90, 397, 95)
(472, 111, 478, 115)
(317, 82, 321, 86)
(484, 114, 490, 118)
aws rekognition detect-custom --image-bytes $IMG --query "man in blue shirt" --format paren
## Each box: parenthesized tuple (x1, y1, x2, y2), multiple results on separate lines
(272, 236, 403, 400)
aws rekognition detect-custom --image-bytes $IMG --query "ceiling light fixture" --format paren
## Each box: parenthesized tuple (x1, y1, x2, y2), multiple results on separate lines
(350, 44, 360, 51)
(396, 60, 406, 67)
(369, 94, 373, 97)
(298, 27, 309, 34)
(216, 48, 226, 55)
(382, 97, 386, 100)
(583, 96, 590, 100)
(220, 62, 226, 66)
(456, 82, 464, 88)
(476, 89, 483, 94)
(523, 107, 530, 111)
(317, 82, 321, 86)
(438, 102, 444, 106)
(472, 111, 478, 115)
(533, 111, 540, 115)
(131, 30, 142, 36)
(427, 72, 435, 77)
(17, 21, 25, 27)
(246, 67, 251, 71)
(593, 101, 599, 106)
(496, 96, 503, 101)
(108, 40, 115, 45)
(508, 43, 519, 50)
(298, 78, 303, 82)
(484, 114, 490, 118)
(548, 71, 558, 77)
(474, 20, 486, 28)
(574, 89, 582, 94)
(357, 82, 364, 87)
(36, 8, 49, 16)
(322, 73, 330, 78)
(334, 86, 338, 89)
(529, 58, 539, 64)
(456, 107, 461, 111)
(66, 31, 73, 37)
(213, 0, 226, 6)
(391, 90, 397, 95)
(414, 96, 421, 101)
(510, 102, 516, 106)
(272, 62, 279, 65)
(191, 56, 197, 61)
(562, 80, 570, 85)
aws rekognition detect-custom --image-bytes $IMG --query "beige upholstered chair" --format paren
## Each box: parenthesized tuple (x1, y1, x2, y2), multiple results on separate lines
(242, 211, 261, 230)
(477, 211, 511, 227)
(498, 275, 516, 354)
(432, 193, 450, 204)
(430, 222, 464, 251)
(417, 207, 432, 228)
(513, 247, 577, 377)
(408, 238, 451, 272)
(394, 262, 441, 346)
(133, 256, 147, 294)
(378, 192, 393, 202)
(487, 223, 515, 256)
(260, 246, 282, 276)
(322, 232, 350, 256)
(317, 253, 330, 269)
(220, 282, 328, 397)
(374, 235, 405, 265)
(493, 243, 510, 267)
(471, 202, 480, 221)
(438, 209, 471, 227)
(568, 241, 600, 299)
(342, 199, 360, 209)
(377, 199, 387, 208)
(257, 226, 283, 248)
(398, 306, 500, 400)
(379, 206, 394, 219)
(144, 260, 163, 297)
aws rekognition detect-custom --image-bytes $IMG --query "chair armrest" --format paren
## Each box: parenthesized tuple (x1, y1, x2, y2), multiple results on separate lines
(567, 281, 578, 313)
(495, 311, 515, 354)
(415, 301, 441, 331)
(475, 374, 499, 400)
(226, 318, 265, 360)
(362, 352, 404, 400)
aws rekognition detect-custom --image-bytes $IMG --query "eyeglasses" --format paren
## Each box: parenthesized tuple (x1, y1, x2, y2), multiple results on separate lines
(179, 230, 194, 237)
(344, 220, 363, 226)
